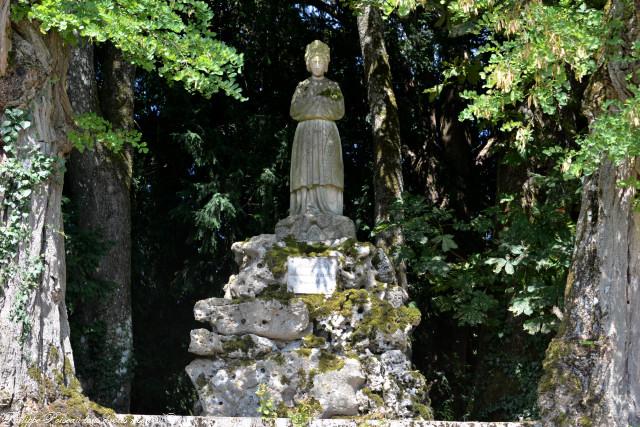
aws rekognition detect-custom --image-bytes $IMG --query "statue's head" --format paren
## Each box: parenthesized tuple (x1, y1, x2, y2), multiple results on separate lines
(305, 40, 330, 77)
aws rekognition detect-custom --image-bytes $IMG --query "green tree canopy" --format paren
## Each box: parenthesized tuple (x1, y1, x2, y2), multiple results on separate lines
(14, 0, 244, 99)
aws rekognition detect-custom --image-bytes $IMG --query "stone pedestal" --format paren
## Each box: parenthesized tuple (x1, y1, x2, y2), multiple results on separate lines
(186, 234, 431, 419)
(275, 214, 356, 242)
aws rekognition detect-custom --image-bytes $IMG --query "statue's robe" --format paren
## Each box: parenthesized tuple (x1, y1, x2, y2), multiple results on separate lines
(289, 77, 345, 215)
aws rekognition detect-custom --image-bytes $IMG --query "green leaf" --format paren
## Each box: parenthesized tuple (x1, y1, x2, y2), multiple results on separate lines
(441, 234, 458, 252)
(504, 261, 514, 275)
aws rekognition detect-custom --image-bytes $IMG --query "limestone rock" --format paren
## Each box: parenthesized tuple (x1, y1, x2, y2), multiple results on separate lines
(195, 297, 310, 341)
(189, 329, 223, 356)
(187, 351, 302, 416)
(194, 297, 232, 322)
(186, 358, 254, 416)
(378, 350, 427, 418)
(355, 349, 430, 418)
(222, 334, 278, 359)
(232, 234, 277, 267)
(225, 234, 280, 298)
(372, 248, 396, 284)
(311, 358, 366, 417)
(360, 353, 384, 393)
(189, 329, 278, 359)
(369, 329, 410, 353)
(380, 350, 411, 378)
(187, 348, 366, 418)
(384, 286, 409, 309)
(275, 213, 356, 242)
(340, 254, 376, 290)
(187, 233, 430, 419)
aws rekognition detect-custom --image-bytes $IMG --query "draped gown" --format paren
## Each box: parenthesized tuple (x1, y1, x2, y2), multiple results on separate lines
(289, 77, 345, 216)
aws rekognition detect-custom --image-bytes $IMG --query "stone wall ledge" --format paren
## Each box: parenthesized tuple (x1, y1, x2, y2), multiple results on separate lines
(0, 413, 540, 426)
(110, 415, 539, 427)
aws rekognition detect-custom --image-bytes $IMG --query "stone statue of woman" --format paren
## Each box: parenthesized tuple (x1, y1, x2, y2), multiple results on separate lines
(276, 41, 355, 241)
(289, 40, 345, 216)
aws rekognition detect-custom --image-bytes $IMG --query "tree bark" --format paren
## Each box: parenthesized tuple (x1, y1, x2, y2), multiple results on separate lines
(66, 42, 134, 412)
(357, 5, 407, 289)
(538, 1, 640, 425)
(0, 20, 75, 417)
(0, 0, 10, 77)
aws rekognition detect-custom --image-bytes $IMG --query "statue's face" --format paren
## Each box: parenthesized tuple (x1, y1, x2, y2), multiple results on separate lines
(307, 55, 329, 77)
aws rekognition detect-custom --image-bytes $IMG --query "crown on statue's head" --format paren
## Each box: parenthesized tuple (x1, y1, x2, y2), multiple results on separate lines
(305, 40, 330, 63)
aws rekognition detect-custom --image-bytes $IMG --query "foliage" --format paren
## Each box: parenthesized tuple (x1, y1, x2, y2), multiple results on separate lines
(393, 187, 574, 334)
(13, 0, 244, 99)
(345, 0, 419, 16)
(439, 0, 639, 185)
(256, 384, 278, 420)
(8, 256, 45, 342)
(457, 1, 603, 123)
(0, 110, 52, 272)
(256, 384, 321, 426)
(68, 113, 148, 155)
(286, 398, 322, 427)
(0, 109, 56, 340)
(568, 85, 640, 178)
(191, 187, 237, 252)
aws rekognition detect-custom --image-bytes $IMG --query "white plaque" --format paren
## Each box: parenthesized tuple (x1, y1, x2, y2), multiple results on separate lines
(287, 256, 338, 295)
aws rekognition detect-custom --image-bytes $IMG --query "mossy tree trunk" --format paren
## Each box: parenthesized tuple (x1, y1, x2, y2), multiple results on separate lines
(0, 19, 75, 417)
(66, 42, 134, 412)
(538, 1, 640, 425)
(357, 5, 407, 289)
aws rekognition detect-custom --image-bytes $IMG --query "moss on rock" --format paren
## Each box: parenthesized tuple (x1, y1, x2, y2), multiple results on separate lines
(317, 350, 345, 373)
(362, 387, 384, 407)
(222, 335, 256, 353)
(265, 237, 334, 276)
(299, 288, 421, 344)
(296, 348, 312, 358)
(302, 334, 326, 348)
(411, 397, 433, 420)
(271, 353, 286, 366)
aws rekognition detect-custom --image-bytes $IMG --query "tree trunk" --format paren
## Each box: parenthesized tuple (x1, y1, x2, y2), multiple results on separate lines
(538, 1, 640, 425)
(0, 0, 10, 77)
(357, 5, 407, 289)
(66, 42, 134, 412)
(437, 86, 479, 215)
(0, 20, 75, 417)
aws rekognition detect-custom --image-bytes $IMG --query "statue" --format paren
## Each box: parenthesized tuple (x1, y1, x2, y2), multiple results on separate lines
(276, 41, 355, 241)
(289, 40, 345, 216)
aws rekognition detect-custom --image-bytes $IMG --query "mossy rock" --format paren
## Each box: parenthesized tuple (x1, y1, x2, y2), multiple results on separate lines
(222, 335, 256, 353)
(362, 387, 384, 407)
(302, 334, 326, 348)
(299, 289, 421, 343)
(411, 397, 433, 420)
(317, 350, 345, 373)
(265, 237, 334, 276)
(296, 348, 313, 358)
